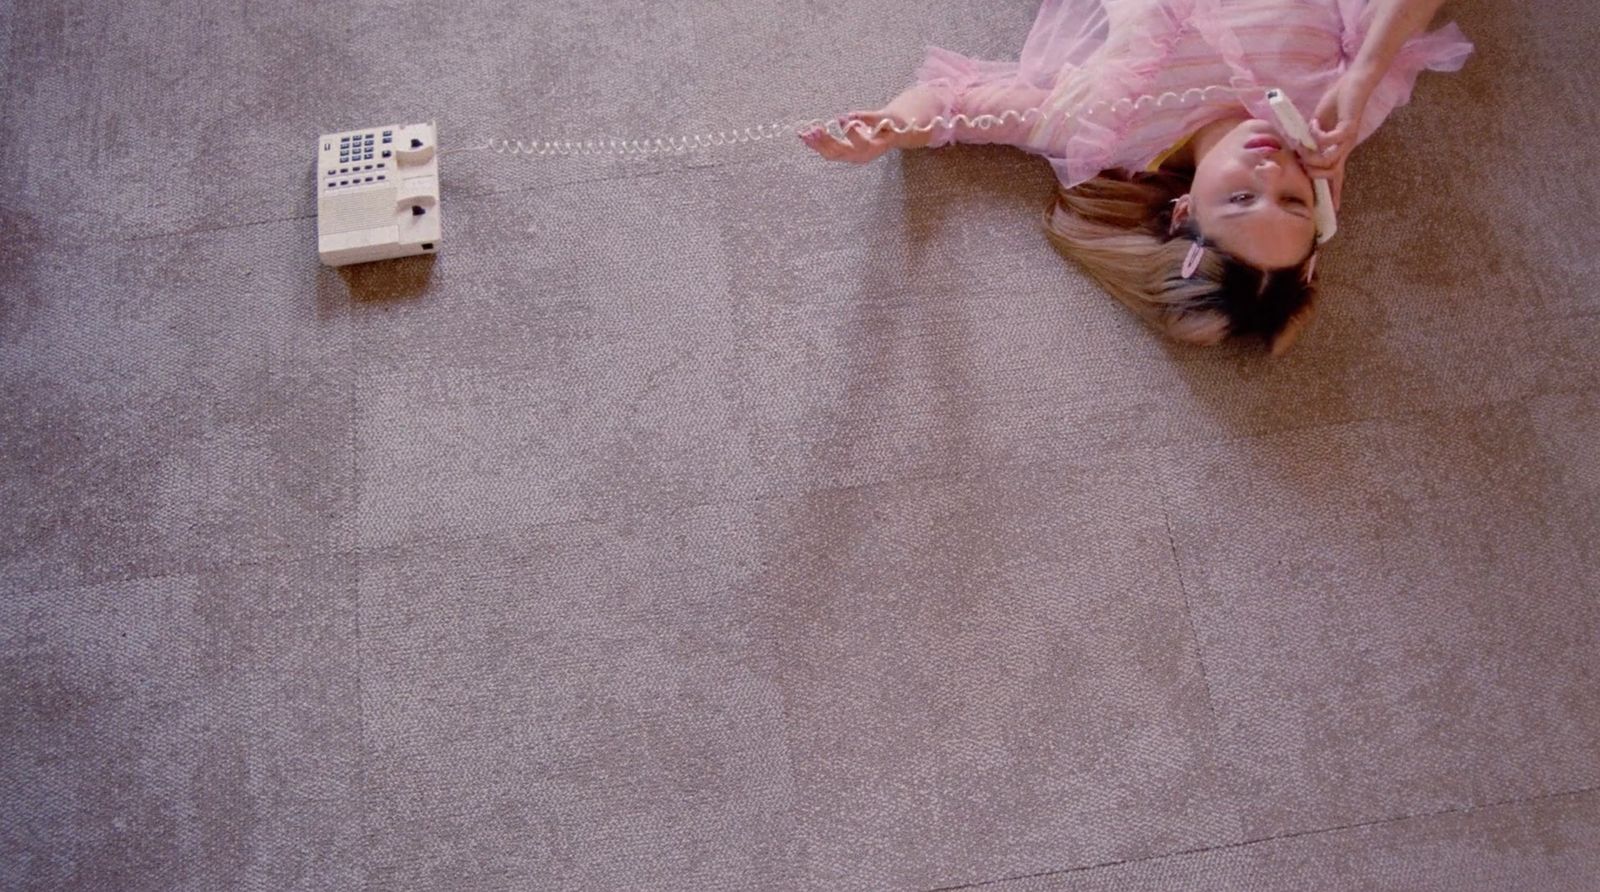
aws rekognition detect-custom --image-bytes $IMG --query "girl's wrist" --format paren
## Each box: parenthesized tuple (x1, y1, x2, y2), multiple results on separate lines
(881, 85, 947, 148)
(1334, 58, 1383, 126)
(884, 85, 947, 127)
(1348, 53, 1391, 95)
(1356, 56, 1384, 79)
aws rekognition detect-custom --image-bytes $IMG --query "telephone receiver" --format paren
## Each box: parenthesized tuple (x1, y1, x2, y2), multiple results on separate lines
(1265, 88, 1337, 244)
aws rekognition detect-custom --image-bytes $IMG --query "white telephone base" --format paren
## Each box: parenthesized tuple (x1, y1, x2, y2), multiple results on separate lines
(316, 122, 442, 266)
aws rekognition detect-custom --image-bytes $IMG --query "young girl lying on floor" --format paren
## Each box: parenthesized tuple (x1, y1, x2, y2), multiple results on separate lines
(800, 0, 1472, 355)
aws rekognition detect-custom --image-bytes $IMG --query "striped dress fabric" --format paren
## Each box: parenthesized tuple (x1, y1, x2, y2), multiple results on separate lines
(909, 0, 1473, 189)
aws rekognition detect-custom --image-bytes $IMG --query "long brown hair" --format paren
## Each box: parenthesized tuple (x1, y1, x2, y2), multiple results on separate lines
(1040, 170, 1317, 355)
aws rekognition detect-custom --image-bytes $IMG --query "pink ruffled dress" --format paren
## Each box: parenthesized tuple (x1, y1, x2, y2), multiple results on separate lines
(911, 0, 1473, 189)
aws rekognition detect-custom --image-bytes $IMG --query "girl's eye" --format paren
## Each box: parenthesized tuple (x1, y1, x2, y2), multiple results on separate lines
(1282, 195, 1308, 208)
(1230, 192, 1254, 204)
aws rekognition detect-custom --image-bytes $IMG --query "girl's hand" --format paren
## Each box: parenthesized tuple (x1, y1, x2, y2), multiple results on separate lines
(1299, 69, 1378, 187)
(1319, 161, 1346, 213)
(799, 109, 903, 164)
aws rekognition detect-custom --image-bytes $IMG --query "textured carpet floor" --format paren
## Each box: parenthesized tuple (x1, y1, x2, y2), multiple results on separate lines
(2, 1, 1598, 889)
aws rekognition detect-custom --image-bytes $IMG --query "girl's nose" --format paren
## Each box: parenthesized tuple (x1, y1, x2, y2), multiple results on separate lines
(1264, 151, 1311, 179)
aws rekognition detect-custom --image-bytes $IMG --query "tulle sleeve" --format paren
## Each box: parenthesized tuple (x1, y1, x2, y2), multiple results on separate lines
(907, 0, 1120, 152)
(911, 47, 1054, 150)
(899, 0, 1473, 181)
(1028, 1, 1195, 187)
(1349, 16, 1474, 145)
(908, 0, 1188, 172)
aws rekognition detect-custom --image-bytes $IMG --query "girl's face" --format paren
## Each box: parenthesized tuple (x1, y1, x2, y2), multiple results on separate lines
(1182, 118, 1318, 270)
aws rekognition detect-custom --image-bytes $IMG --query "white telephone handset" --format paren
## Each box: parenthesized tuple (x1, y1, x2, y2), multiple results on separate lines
(1265, 89, 1337, 244)
(316, 122, 442, 266)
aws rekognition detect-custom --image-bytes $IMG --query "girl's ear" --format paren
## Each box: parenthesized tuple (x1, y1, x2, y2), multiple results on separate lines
(1168, 195, 1193, 235)
(1268, 298, 1316, 357)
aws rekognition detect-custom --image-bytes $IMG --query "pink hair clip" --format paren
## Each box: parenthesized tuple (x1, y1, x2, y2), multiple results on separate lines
(1182, 240, 1205, 279)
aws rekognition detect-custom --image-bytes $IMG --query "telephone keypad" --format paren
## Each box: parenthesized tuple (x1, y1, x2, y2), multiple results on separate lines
(323, 129, 399, 191)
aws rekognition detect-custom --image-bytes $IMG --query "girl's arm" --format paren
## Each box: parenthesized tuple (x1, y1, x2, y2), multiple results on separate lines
(881, 79, 1053, 150)
(1324, 0, 1453, 132)
(800, 76, 1053, 164)
(1350, 0, 1451, 84)
(1299, 0, 1450, 178)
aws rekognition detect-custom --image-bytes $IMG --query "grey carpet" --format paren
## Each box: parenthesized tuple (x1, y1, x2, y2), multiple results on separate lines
(2, 0, 1598, 889)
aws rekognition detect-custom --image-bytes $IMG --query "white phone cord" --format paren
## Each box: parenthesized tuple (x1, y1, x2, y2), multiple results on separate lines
(442, 84, 1238, 158)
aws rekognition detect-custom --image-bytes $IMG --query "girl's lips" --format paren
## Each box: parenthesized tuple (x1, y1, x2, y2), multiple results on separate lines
(1244, 135, 1284, 152)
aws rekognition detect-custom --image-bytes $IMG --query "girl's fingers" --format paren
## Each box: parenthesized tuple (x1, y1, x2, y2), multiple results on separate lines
(1302, 158, 1341, 180)
(1312, 86, 1344, 133)
(1296, 138, 1336, 167)
(1304, 159, 1342, 180)
(799, 110, 899, 163)
(1318, 166, 1343, 211)
(1310, 114, 1352, 145)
